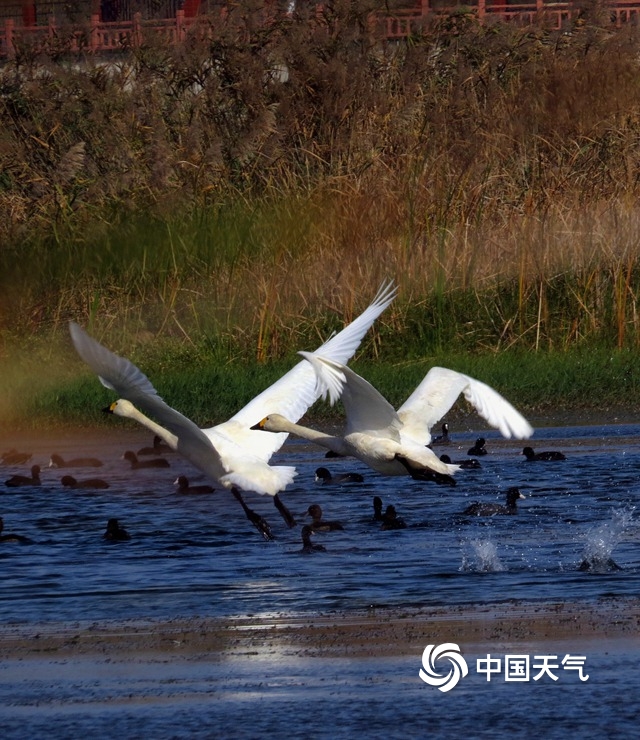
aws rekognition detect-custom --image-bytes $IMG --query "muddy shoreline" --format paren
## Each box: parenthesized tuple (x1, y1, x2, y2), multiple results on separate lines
(1, 599, 638, 661)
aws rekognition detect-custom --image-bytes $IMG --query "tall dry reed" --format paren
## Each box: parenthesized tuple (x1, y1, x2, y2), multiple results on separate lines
(2, 3, 640, 358)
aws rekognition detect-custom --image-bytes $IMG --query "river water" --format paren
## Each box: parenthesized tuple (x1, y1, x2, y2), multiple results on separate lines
(0, 421, 639, 737)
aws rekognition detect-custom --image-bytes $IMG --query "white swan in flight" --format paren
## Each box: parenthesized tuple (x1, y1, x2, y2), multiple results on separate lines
(69, 281, 396, 538)
(252, 355, 533, 484)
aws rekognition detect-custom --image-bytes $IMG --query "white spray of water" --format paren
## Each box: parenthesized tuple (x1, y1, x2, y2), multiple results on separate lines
(461, 538, 506, 573)
(579, 506, 635, 572)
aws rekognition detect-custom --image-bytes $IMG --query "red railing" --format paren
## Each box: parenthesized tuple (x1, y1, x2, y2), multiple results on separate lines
(1, 3, 639, 59)
(0, 11, 195, 57)
(378, 0, 639, 37)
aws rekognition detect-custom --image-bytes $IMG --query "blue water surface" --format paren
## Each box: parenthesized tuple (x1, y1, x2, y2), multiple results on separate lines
(0, 421, 639, 737)
(1, 423, 638, 622)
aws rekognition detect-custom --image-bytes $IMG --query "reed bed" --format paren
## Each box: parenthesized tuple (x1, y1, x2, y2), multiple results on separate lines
(2, 2, 640, 425)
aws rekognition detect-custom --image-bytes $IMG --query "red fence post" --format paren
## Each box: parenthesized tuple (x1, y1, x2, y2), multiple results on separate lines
(22, 0, 36, 27)
(176, 8, 184, 42)
(133, 12, 142, 47)
(183, 0, 201, 18)
(90, 13, 99, 52)
(5, 18, 15, 59)
(478, 0, 485, 21)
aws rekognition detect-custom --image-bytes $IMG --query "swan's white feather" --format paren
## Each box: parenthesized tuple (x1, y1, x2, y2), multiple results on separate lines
(397, 366, 533, 444)
(297, 351, 402, 441)
(207, 280, 396, 460)
(69, 321, 160, 402)
(70, 281, 395, 494)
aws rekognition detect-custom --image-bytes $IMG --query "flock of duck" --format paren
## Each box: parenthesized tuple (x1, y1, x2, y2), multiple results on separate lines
(1, 280, 573, 552)
(0, 433, 567, 550)
(1, 441, 200, 541)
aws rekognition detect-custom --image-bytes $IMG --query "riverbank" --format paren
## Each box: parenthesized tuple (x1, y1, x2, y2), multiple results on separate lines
(2, 402, 640, 440)
(1, 598, 638, 662)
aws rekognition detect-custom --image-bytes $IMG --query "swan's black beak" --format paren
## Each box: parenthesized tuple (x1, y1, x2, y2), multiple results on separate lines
(250, 419, 266, 431)
(102, 405, 114, 414)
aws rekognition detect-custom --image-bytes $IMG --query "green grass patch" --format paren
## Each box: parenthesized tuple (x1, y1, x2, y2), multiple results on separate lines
(6, 341, 638, 433)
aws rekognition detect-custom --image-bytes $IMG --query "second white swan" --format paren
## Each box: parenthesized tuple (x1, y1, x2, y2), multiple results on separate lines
(253, 355, 533, 485)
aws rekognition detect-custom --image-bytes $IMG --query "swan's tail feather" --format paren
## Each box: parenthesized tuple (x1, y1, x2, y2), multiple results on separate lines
(425, 457, 460, 475)
(220, 466, 297, 497)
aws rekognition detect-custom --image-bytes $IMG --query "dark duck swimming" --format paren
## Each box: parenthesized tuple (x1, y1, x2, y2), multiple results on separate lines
(463, 487, 526, 516)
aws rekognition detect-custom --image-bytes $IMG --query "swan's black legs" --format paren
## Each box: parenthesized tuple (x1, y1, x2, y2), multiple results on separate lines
(417, 470, 457, 486)
(273, 494, 296, 528)
(230, 488, 295, 537)
(232, 488, 274, 541)
(394, 454, 457, 487)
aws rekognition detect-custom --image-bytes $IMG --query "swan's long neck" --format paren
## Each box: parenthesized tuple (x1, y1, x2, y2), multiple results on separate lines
(121, 403, 179, 450)
(273, 418, 349, 456)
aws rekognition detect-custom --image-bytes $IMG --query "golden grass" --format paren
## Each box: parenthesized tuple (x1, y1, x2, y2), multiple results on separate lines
(2, 5, 640, 359)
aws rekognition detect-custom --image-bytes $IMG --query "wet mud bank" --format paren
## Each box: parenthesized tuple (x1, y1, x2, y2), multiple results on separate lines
(1, 598, 639, 662)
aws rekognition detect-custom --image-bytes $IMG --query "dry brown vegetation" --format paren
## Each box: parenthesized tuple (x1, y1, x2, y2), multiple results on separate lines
(2, 1, 640, 359)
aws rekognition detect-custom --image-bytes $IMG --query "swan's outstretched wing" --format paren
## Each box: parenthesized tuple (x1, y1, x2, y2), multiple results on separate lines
(71, 322, 296, 495)
(69, 321, 159, 400)
(397, 366, 534, 444)
(299, 353, 402, 441)
(69, 322, 216, 456)
(209, 281, 396, 459)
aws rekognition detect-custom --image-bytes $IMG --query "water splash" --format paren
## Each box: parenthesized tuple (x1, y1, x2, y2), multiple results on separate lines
(579, 506, 635, 572)
(460, 538, 506, 573)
